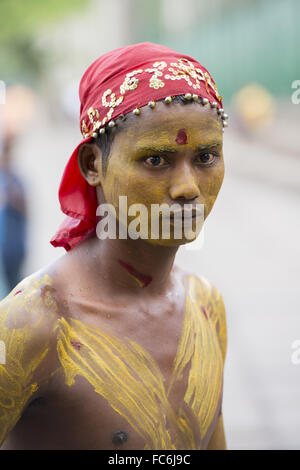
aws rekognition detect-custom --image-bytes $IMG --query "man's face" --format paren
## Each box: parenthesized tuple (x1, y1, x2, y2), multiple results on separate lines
(96, 101, 224, 246)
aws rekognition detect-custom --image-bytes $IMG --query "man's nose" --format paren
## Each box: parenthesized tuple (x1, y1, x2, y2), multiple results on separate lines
(169, 164, 200, 201)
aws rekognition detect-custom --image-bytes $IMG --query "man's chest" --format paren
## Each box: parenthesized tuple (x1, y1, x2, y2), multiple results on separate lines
(9, 276, 224, 450)
(50, 278, 223, 449)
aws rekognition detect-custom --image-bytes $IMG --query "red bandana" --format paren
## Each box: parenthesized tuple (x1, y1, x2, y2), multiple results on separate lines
(50, 42, 223, 251)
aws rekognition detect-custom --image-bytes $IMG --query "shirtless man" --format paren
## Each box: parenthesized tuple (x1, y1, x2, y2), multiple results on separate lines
(0, 43, 228, 450)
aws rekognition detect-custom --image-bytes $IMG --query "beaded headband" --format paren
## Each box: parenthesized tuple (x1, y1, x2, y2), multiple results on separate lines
(51, 42, 228, 251)
(80, 50, 228, 141)
(89, 92, 228, 140)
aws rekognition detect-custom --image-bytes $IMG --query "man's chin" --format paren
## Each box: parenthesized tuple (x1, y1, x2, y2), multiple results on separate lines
(142, 231, 201, 247)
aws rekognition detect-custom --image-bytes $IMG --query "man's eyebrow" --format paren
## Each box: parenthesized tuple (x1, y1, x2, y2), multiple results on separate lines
(136, 142, 222, 154)
(196, 142, 222, 151)
(137, 146, 177, 153)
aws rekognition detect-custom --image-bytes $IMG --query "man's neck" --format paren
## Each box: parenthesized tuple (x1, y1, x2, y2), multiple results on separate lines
(73, 234, 179, 298)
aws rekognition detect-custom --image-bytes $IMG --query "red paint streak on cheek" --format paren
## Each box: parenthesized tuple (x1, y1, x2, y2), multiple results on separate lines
(175, 129, 188, 145)
(118, 259, 152, 288)
(14, 289, 23, 296)
(71, 341, 82, 350)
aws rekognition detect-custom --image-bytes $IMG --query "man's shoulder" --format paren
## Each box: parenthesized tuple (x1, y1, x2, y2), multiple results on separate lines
(189, 273, 225, 302)
(175, 265, 225, 302)
(0, 270, 60, 443)
(177, 268, 227, 362)
(0, 270, 59, 341)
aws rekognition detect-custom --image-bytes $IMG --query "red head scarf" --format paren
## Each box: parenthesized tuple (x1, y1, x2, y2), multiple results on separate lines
(50, 42, 223, 251)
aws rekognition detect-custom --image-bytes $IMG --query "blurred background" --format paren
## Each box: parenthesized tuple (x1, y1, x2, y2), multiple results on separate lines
(0, 0, 299, 450)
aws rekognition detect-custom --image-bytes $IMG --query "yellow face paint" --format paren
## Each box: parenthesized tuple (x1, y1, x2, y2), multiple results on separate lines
(0, 275, 56, 446)
(56, 275, 224, 450)
(96, 103, 224, 247)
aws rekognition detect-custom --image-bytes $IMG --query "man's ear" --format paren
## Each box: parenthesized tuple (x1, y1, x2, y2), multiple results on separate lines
(77, 142, 103, 187)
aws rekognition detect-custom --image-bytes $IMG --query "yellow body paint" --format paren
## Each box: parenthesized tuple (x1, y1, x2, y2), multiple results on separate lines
(56, 275, 225, 450)
(128, 275, 144, 288)
(0, 272, 226, 450)
(0, 275, 54, 446)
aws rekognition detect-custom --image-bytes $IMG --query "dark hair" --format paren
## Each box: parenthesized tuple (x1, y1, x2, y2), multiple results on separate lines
(94, 95, 191, 175)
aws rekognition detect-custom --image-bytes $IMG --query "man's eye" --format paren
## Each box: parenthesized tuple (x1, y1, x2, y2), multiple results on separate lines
(144, 155, 166, 167)
(195, 153, 217, 165)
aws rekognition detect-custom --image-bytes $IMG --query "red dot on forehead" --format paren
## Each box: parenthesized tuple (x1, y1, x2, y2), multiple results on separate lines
(175, 129, 188, 145)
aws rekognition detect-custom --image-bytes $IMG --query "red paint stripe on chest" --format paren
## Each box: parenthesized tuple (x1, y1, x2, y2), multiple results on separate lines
(71, 340, 82, 350)
(175, 129, 188, 145)
(118, 259, 152, 288)
(14, 289, 23, 296)
(201, 306, 208, 320)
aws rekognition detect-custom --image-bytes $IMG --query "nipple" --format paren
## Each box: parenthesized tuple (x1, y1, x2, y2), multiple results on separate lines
(112, 430, 128, 446)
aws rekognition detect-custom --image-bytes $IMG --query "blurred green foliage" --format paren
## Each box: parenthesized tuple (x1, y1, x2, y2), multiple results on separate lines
(0, 0, 88, 84)
(0, 0, 86, 42)
(135, 0, 300, 101)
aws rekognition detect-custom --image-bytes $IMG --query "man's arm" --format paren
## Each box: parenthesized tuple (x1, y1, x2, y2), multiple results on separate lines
(194, 276, 227, 362)
(194, 276, 228, 449)
(206, 414, 227, 450)
(206, 283, 227, 449)
(0, 275, 56, 447)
